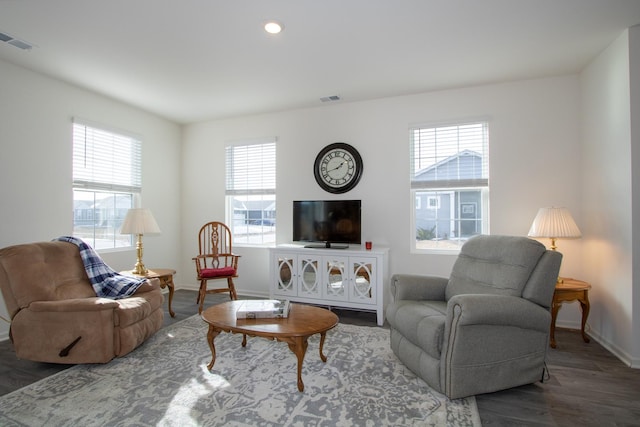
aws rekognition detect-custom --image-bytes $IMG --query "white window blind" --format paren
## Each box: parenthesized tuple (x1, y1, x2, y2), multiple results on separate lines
(225, 139, 276, 195)
(72, 122, 142, 193)
(410, 122, 489, 189)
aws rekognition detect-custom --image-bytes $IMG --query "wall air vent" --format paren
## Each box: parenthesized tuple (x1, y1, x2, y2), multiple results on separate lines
(320, 95, 341, 102)
(0, 31, 34, 50)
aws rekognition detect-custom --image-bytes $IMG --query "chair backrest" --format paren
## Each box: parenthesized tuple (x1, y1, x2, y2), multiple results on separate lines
(445, 235, 562, 308)
(198, 222, 233, 257)
(0, 241, 95, 318)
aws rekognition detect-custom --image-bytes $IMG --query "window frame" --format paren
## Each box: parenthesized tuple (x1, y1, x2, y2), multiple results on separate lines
(72, 119, 142, 251)
(224, 137, 277, 247)
(410, 120, 490, 254)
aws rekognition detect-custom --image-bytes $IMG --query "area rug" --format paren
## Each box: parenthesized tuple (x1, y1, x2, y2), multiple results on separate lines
(0, 315, 481, 426)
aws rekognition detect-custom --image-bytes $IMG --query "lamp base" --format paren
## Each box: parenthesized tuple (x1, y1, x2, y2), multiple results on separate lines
(131, 263, 148, 276)
(132, 233, 148, 276)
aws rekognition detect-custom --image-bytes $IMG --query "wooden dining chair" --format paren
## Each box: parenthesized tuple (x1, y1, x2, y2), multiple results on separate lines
(193, 221, 240, 314)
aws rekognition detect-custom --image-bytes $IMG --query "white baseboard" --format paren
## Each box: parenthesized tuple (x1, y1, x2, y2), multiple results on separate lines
(585, 327, 637, 368)
(176, 284, 198, 291)
(556, 319, 638, 368)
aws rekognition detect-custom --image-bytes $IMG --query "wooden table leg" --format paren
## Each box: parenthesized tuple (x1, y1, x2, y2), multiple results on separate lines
(206, 325, 221, 370)
(286, 336, 309, 392)
(579, 297, 591, 343)
(162, 275, 176, 318)
(319, 331, 328, 362)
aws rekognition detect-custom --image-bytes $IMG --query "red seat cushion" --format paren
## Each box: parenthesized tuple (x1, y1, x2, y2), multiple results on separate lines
(200, 267, 236, 278)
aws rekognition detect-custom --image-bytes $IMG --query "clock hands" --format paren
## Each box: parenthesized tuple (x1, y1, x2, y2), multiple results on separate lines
(327, 160, 347, 173)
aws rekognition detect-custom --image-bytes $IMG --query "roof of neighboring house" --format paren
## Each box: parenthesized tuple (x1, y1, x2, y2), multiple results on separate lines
(73, 194, 131, 209)
(233, 199, 275, 211)
(414, 150, 482, 181)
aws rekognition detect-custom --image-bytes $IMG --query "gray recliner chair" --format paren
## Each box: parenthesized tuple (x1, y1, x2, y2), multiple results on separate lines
(386, 235, 562, 399)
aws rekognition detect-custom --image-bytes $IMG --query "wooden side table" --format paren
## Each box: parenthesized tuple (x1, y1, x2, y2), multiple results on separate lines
(550, 278, 591, 348)
(121, 268, 176, 317)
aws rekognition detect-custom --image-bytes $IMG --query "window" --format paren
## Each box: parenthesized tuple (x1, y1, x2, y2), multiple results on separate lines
(427, 195, 441, 210)
(72, 120, 141, 250)
(410, 121, 489, 251)
(225, 138, 276, 246)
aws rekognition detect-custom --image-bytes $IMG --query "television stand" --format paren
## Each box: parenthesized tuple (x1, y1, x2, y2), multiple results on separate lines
(269, 245, 389, 326)
(304, 242, 349, 249)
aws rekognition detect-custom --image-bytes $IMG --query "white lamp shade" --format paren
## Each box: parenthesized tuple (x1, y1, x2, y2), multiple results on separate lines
(120, 208, 161, 235)
(527, 207, 581, 239)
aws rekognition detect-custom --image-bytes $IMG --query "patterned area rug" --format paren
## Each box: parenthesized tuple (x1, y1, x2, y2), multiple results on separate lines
(0, 315, 481, 426)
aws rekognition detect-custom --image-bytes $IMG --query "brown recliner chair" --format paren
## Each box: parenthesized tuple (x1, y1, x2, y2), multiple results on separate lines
(0, 240, 164, 364)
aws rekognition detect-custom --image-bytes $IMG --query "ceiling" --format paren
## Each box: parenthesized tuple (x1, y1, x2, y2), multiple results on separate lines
(1, 0, 640, 124)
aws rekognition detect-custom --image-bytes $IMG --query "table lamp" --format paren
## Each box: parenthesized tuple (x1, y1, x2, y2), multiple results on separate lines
(527, 207, 581, 251)
(120, 208, 161, 275)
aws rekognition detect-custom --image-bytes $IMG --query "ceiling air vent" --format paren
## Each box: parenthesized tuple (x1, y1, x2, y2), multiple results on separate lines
(0, 31, 34, 50)
(320, 95, 341, 103)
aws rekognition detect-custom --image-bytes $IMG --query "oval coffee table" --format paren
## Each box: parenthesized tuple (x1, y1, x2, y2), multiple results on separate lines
(201, 301, 339, 392)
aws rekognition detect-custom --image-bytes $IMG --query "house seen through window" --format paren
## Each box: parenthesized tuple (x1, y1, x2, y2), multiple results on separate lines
(225, 138, 276, 246)
(410, 121, 489, 251)
(72, 121, 141, 250)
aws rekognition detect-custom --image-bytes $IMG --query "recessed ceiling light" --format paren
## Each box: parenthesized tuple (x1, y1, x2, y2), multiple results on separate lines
(264, 21, 283, 34)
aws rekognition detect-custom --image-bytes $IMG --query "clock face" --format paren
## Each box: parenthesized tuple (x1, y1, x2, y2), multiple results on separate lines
(314, 143, 363, 194)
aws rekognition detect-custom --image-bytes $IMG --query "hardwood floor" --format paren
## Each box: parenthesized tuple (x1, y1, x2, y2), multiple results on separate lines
(1, 289, 639, 426)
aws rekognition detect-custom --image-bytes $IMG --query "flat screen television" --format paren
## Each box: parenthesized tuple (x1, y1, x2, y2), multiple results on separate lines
(293, 200, 361, 249)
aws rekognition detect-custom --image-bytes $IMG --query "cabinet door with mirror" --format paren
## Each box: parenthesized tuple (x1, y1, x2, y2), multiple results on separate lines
(274, 253, 322, 299)
(350, 258, 376, 303)
(298, 255, 321, 298)
(323, 256, 348, 301)
(274, 254, 296, 296)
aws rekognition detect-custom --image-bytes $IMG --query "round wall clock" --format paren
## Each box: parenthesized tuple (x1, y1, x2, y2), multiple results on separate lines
(313, 142, 363, 194)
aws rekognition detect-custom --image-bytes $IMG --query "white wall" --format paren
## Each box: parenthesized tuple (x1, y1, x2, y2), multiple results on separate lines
(580, 29, 638, 367)
(631, 25, 640, 367)
(181, 76, 585, 320)
(0, 59, 182, 340)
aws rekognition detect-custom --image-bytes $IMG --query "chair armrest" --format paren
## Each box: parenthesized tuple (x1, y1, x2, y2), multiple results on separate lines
(27, 297, 119, 313)
(390, 274, 448, 302)
(447, 294, 550, 332)
(193, 253, 241, 272)
(133, 278, 161, 294)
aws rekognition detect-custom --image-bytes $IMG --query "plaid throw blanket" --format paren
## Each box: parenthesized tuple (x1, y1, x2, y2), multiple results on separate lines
(55, 236, 146, 299)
